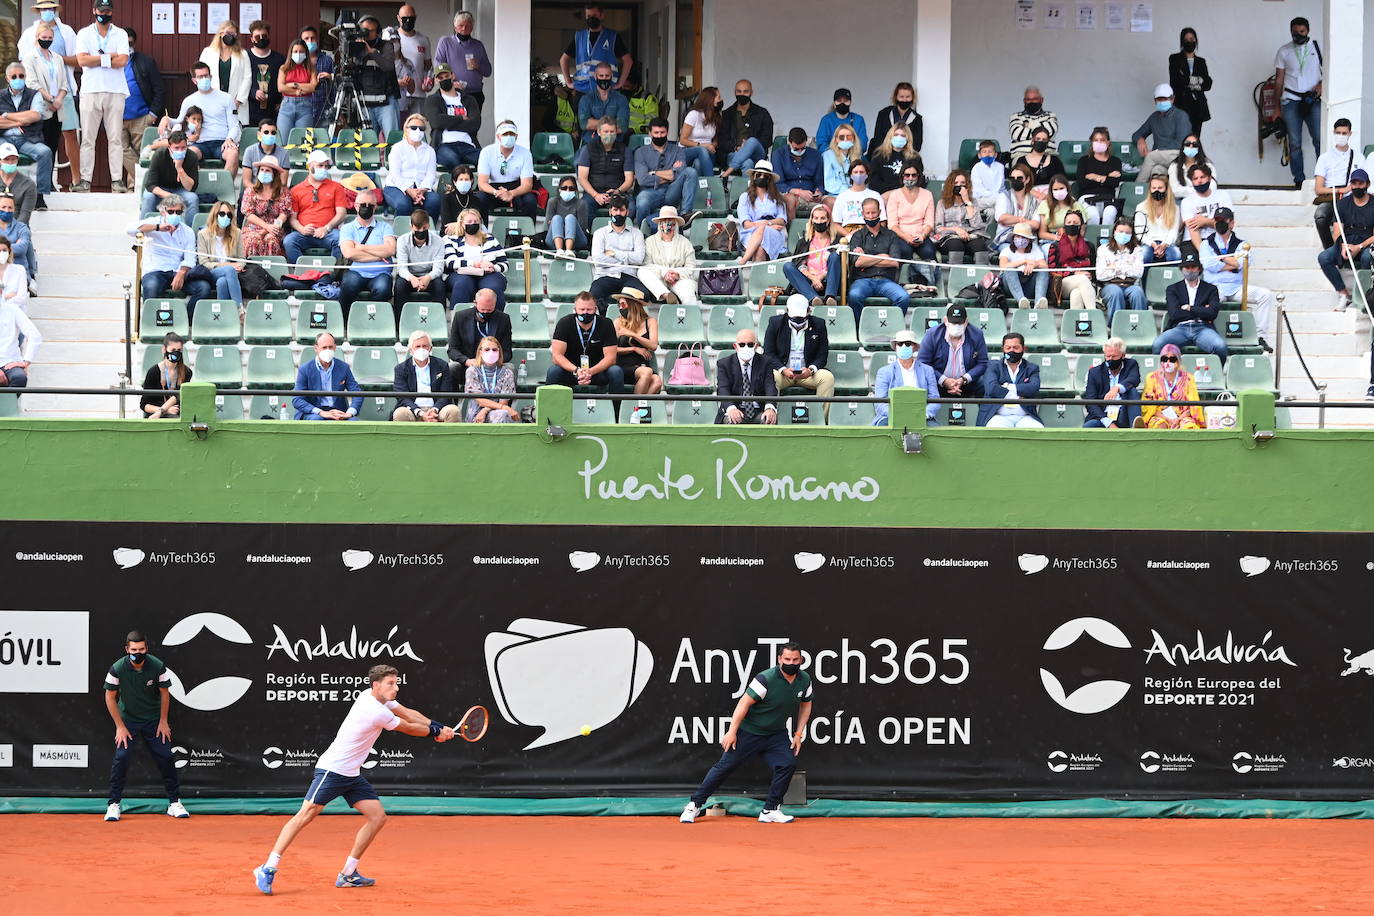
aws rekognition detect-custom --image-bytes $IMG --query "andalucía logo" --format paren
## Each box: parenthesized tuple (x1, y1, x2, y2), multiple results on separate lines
(1039, 617, 1132, 714)
(162, 613, 254, 711)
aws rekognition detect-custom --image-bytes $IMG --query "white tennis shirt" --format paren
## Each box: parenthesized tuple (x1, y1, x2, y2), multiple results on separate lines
(315, 691, 402, 776)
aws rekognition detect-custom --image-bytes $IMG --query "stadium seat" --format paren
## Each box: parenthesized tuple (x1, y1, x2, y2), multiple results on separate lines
(211, 394, 244, 420)
(1074, 354, 1103, 391)
(1186, 354, 1225, 392)
(779, 400, 823, 426)
(858, 305, 907, 348)
(688, 217, 734, 260)
(140, 345, 162, 377)
(968, 307, 1008, 342)
(663, 348, 714, 393)
(285, 127, 328, 168)
(510, 301, 550, 347)
(589, 216, 611, 236)
(196, 169, 236, 206)
(1144, 266, 1182, 306)
(945, 265, 995, 300)
(190, 299, 241, 344)
(514, 348, 553, 392)
(1113, 140, 1142, 170)
(245, 346, 297, 389)
(1084, 225, 1109, 248)
(242, 300, 291, 345)
(490, 215, 537, 243)
(1034, 352, 1073, 392)
(911, 305, 944, 334)
(827, 350, 867, 395)
(1010, 308, 1060, 351)
(295, 301, 345, 345)
(296, 254, 338, 270)
(1057, 140, 1089, 175)
(747, 263, 788, 300)
(140, 298, 189, 339)
(137, 125, 160, 167)
(1224, 354, 1275, 391)
(533, 131, 575, 170)
(924, 179, 943, 205)
(1110, 309, 1159, 352)
(1220, 310, 1261, 353)
(346, 301, 398, 345)
(828, 400, 876, 427)
(957, 138, 999, 172)
(932, 402, 973, 426)
(1121, 182, 1147, 214)
(787, 218, 807, 250)
(573, 398, 618, 423)
(695, 176, 729, 213)
(725, 175, 748, 203)
(250, 255, 290, 284)
(398, 302, 447, 347)
(191, 345, 243, 389)
(191, 211, 208, 231)
(1039, 402, 1086, 428)
(626, 133, 651, 152)
(706, 304, 754, 348)
(545, 256, 592, 301)
(698, 268, 747, 305)
(350, 346, 397, 388)
(1137, 353, 1160, 376)
(356, 394, 395, 421)
(247, 393, 291, 419)
(334, 128, 382, 170)
(0, 390, 19, 417)
(536, 173, 569, 198)
(1060, 308, 1107, 352)
(657, 304, 707, 348)
(506, 256, 539, 305)
(814, 305, 858, 349)
(669, 399, 715, 424)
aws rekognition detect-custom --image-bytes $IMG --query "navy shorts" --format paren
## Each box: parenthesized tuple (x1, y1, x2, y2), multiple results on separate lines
(192, 139, 230, 160)
(304, 768, 379, 807)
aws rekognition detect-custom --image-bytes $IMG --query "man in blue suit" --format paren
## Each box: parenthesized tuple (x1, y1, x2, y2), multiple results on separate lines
(292, 332, 363, 420)
(917, 304, 988, 399)
(1082, 336, 1141, 428)
(872, 329, 939, 426)
(976, 331, 1043, 427)
(770, 127, 825, 220)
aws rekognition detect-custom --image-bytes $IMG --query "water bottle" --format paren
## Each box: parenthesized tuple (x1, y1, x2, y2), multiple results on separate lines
(706, 186, 714, 209)
(518, 360, 528, 385)
(278, 401, 288, 421)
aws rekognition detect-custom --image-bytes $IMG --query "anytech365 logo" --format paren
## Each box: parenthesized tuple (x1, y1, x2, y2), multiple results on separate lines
(1018, 553, 1049, 575)
(112, 547, 146, 569)
(568, 551, 601, 572)
(162, 613, 254, 711)
(1239, 555, 1271, 577)
(1039, 617, 1132, 714)
(794, 552, 826, 573)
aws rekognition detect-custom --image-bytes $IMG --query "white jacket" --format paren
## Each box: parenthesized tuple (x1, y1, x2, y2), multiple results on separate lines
(198, 46, 252, 124)
(17, 19, 79, 97)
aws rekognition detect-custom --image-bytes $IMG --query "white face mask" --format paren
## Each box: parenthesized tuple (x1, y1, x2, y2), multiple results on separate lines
(946, 322, 965, 338)
(1334, 132, 1351, 149)
(1092, 141, 1108, 154)
(1051, 188, 1069, 201)
(412, 347, 430, 363)
(481, 349, 500, 366)
(317, 348, 335, 365)
(0, 251, 10, 264)
(407, 126, 424, 141)
(736, 344, 755, 363)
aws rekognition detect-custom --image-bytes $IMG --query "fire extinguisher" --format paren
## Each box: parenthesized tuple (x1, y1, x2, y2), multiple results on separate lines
(1258, 78, 1281, 124)
(1253, 77, 1287, 162)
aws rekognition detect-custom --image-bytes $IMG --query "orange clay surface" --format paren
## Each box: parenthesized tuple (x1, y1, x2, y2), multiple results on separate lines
(5, 814, 1373, 914)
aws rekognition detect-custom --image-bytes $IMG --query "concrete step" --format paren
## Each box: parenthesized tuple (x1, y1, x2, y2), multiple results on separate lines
(1229, 204, 1311, 225)
(41, 190, 138, 213)
(1283, 309, 1369, 334)
(31, 210, 139, 233)
(41, 252, 134, 277)
(1250, 269, 1329, 291)
(33, 340, 129, 364)
(38, 274, 132, 299)
(1243, 226, 1320, 247)
(27, 296, 125, 320)
(31, 316, 129, 342)
(15, 392, 124, 418)
(1248, 247, 1326, 270)
(1227, 188, 1307, 205)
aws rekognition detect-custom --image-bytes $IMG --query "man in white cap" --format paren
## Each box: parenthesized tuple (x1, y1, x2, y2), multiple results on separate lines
(637, 206, 697, 305)
(476, 119, 537, 218)
(285, 149, 347, 263)
(1132, 83, 1192, 178)
(763, 294, 836, 418)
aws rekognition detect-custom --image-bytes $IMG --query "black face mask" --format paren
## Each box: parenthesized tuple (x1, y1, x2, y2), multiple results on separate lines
(753, 177, 768, 188)
(1291, 32, 1309, 45)
(1106, 357, 1124, 370)
(413, 231, 428, 244)
(1182, 39, 1197, 52)
(780, 662, 801, 676)
(1004, 350, 1022, 363)
(1009, 177, 1026, 191)
(834, 103, 850, 117)
(221, 33, 237, 45)
(38, 38, 53, 49)
(896, 100, 911, 111)
(128, 651, 147, 665)
(789, 316, 807, 329)
(439, 78, 454, 92)
(1353, 187, 1370, 200)
(813, 222, 829, 233)
(619, 306, 630, 318)
(735, 94, 750, 107)
(863, 216, 881, 228)
(1024, 101, 1042, 115)
(463, 222, 480, 235)
(1150, 189, 1166, 201)
(252, 37, 270, 49)
(586, 16, 602, 30)
(610, 213, 627, 227)
(356, 204, 375, 219)
(165, 350, 182, 363)
(577, 312, 595, 324)
(1065, 223, 1081, 236)
(1032, 140, 1048, 153)
(1213, 220, 1230, 235)
(399, 17, 416, 30)
(650, 135, 667, 147)
(596, 78, 613, 90)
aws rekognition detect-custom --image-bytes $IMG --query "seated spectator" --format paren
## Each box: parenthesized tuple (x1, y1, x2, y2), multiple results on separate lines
(999, 223, 1048, 308)
(1134, 174, 1182, 267)
(128, 200, 212, 317)
(868, 123, 922, 195)
(1167, 134, 1218, 200)
(833, 159, 884, 229)
(1048, 209, 1095, 309)
(611, 288, 662, 396)
(443, 207, 507, 309)
(477, 120, 538, 218)
(992, 163, 1039, 252)
(284, 150, 346, 263)
(715, 327, 776, 424)
(545, 176, 585, 255)
(588, 194, 647, 312)
(1009, 86, 1057, 161)
(764, 295, 836, 412)
(932, 170, 988, 265)
(339, 188, 396, 309)
(1096, 218, 1147, 322)
(1133, 83, 1192, 178)
(275, 41, 317, 139)
(393, 330, 459, 422)
(0, 60, 53, 203)
(869, 82, 922, 157)
(1013, 126, 1064, 199)
(1153, 250, 1227, 360)
(737, 161, 788, 263)
(1141, 343, 1204, 429)
(140, 332, 189, 418)
(977, 332, 1043, 428)
(446, 288, 512, 388)
(546, 290, 624, 394)
(152, 108, 202, 161)
(846, 197, 909, 320)
(638, 206, 696, 304)
(0, 235, 28, 309)
(716, 79, 772, 180)
(821, 124, 863, 208)
(1314, 119, 1365, 250)
(195, 200, 244, 308)
(1076, 126, 1123, 226)
(0, 279, 40, 389)
(239, 154, 291, 259)
(140, 130, 198, 217)
(872, 329, 939, 426)
(783, 204, 842, 307)
(384, 113, 442, 219)
(918, 304, 988, 398)
(465, 333, 521, 422)
(441, 164, 486, 227)
(394, 210, 446, 313)
(1201, 207, 1275, 349)
(677, 86, 720, 179)
(577, 116, 634, 228)
(1035, 175, 1087, 247)
(423, 63, 481, 170)
(176, 61, 240, 177)
(237, 119, 279, 188)
(0, 192, 36, 287)
(771, 127, 825, 221)
(816, 87, 868, 154)
(970, 139, 1005, 219)
(633, 117, 697, 234)
(1319, 168, 1374, 310)
(1179, 162, 1232, 245)
(292, 332, 362, 420)
(578, 62, 628, 146)
(1083, 337, 1141, 429)
(0, 143, 37, 225)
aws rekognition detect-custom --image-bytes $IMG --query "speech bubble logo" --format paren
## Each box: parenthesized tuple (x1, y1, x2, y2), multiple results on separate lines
(485, 618, 652, 750)
(794, 552, 826, 573)
(342, 549, 375, 571)
(162, 612, 254, 711)
(568, 551, 601, 573)
(112, 547, 146, 569)
(1239, 555, 1271, 577)
(1018, 553, 1050, 575)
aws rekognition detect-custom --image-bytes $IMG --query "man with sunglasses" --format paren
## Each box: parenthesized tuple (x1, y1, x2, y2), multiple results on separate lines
(476, 120, 537, 218)
(239, 118, 281, 188)
(1152, 249, 1227, 360)
(716, 328, 777, 425)
(285, 149, 347, 264)
(127, 198, 212, 317)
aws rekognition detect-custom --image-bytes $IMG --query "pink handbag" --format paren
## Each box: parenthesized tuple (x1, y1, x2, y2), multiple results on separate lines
(667, 344, 708, 387)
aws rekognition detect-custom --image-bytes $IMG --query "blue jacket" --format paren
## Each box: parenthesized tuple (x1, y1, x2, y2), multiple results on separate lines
(816, 111, 868, 153)
(769, 145, 824, 194)
(872, 358, 940, 426)
(578, 89, 629, 145)
(1083, 358, 1141, 425)
(976, 357, 1041, 426)
(917, 324, 989, 395)
(293, 357, 363, 419)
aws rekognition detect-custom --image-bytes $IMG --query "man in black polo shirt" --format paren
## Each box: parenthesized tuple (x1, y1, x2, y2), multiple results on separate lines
(103, 630, 188, 821)
(576, 116, 635, 230)
(1318, 167, 1374, 312)
(546, 289, 625, 395)
(845, 197, 911, 322)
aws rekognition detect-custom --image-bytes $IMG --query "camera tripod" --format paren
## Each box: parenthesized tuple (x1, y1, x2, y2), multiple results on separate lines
(328, 73, 371, 132)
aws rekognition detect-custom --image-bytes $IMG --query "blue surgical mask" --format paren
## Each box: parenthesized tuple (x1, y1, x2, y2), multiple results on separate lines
(216, 214, 232, 229)
(852, 172, 868, 185)
(169, 148, 186, 161)
(306, 40, 319, 53)
(312, 166, 329, 180)
(291, 52, 306, 64)
(1182, 145, 1199, 157)
(837, 140, 854, 151)
(257, 170, 274, 184)
(1113, 230, 1132, 245)
(980, 155, 996, 166)
(1155, 100, 1173, 113)
(499, 134, 516, 149)
(8, 78, 24, 92)
(896, 344, 914, 360)
(259, 133, 276, 147)
(0, 210, 12, 223)
(891, 135, 908, 150)
(559, 189, 575, 202)
(165, 212, 183, 226)
(40, 9, 55, 21)
(197, 76, 213, 92)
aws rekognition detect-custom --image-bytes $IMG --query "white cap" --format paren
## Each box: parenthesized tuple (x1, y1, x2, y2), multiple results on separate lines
(0, 142, 17, 160)
(496, 120, 518, 136)
(306, 149, 330, 166)
(785, 294, 810, 318)
(1154, 83, 1173, 99)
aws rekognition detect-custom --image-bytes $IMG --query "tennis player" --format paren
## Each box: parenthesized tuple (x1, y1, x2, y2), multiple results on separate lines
(252, 664, 454, 894)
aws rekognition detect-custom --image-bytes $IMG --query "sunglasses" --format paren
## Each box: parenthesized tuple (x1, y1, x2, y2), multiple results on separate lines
(261, 130, 277, 137)
(735, 342, 756, 349)
(1160, 356, 1179, 363)
(165, 210, 184, 216)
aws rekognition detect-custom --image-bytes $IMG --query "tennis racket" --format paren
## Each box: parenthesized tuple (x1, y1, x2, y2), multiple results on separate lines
(452, 705, 489, 742)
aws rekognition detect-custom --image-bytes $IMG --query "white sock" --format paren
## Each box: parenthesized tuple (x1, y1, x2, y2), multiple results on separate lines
(343, 856, 360, 876)
(266, 853, 281, 869)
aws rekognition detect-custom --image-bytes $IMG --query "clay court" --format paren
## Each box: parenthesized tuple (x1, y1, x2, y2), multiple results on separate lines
(7, 813, 1371, 913)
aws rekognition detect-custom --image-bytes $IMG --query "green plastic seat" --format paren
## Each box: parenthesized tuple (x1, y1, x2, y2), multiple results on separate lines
(787, 218, 808, 251)
(1040, 402, 1086, 428)
(670, 399, 716, 424)
(505, 257, 540, 305)
(250, 255, 290, 283)
(827, 350, 867, 395)
(490, 215, 537, 243)
(924, 179, 943, 205)
(195, 169, 237, 206)
(779, 400, 823, 426)
(239, 126, 259, 148)
(0, 390, 21, 416)
(242, 299, 291, 344)
(1033, 352, 1072, 392)
(957, 138, 999, 172)
(813, 305, 858, 349)
(725, 175, 749, 203)
(247, 393, 292, 419)
(1120, 182, 1147, 214)
(514, 348, 553, 391)
(688, 218, 735, 261)
(398, 301, 447, 348)
(510, 301, 551, 347)
(657, 303, 707, 348)
(1114, 140, 1142, 169)
(695, 176, 729, 213)
(1010, 308, 1060, 351)
(932, 402, 974, 427)
(1084, 225, 1109, 248)
(858, 305, 907, 348)
(356, 394, 395, 421)
(747, 263, 788, 300)
(1185, 354, 1225, 392)
(191, 345, 243, 389)
(1057, 140, 1089, 176)
(909, 305, 943, 334)
(296, 254, 337, 270)
(945, 265, 995, 299)
(295, 301, 345, 345)
(137, 126, 161, 167)
(1060, 308, 1107, 352)
(1145, 266, 1183, 306)
(334, 128, 382, 170)
(1074, 354, 1103, 391)
(350, 346, 397, 388)
(828, 401, 876, 426)
(968, 306, 1008, 342)
(572, 398, 618, 424)
(285, 127, 329, 168)
(191, 211, 209, 231)
(190, 300, 241, 344)
(210, 394, 245, 420)
(1109, 309, 1159, 352)
(140, 298, 189, 340)
(545, 256, 592, 301)
(533, 131, 575, 169)
(1220, 310, 1261, 353)
(346, 302, 397, 345)
(140, 345, 163, 377)
(706, 304, 754, 348)
(245, 346, 297, 389)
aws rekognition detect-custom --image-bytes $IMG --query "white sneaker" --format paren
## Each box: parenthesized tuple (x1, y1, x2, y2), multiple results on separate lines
(167, 801, 190, 818)
(1335, 291, 1352, 311)
(757, 807, 794, 823)
(679, 802, 700, 824)
(104, 802, 121, 821)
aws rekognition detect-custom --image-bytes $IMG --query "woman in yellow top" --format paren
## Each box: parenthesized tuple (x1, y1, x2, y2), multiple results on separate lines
(1141, 343, 1204, 428)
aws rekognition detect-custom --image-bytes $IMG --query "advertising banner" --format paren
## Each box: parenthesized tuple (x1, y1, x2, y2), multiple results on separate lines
(1, 522, 1371, 800)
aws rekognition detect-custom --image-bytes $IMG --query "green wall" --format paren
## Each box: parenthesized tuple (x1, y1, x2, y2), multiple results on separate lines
(1, 385, 1369, 532)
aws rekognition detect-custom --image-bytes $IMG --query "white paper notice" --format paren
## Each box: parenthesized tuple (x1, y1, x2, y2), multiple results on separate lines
(1130, 1, 1152, 32)
(1015, 0, 1036, 29)
(151, 3, 174, 34)
(1104, 2, 1126, 30)
(239, 3, 263, 28)
(1075, 3, 1096, 29)
(205, 2, 229, 33)
(1043, 3, 1066, 29)
(178, 2, 201, 35)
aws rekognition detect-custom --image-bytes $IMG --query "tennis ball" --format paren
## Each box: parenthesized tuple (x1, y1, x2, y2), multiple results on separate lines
(580, 725, 592, 736)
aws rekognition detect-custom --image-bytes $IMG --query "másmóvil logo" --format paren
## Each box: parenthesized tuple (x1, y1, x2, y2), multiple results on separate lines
(1039, 617, 1132, 714)
(162, 612, 254, 711)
